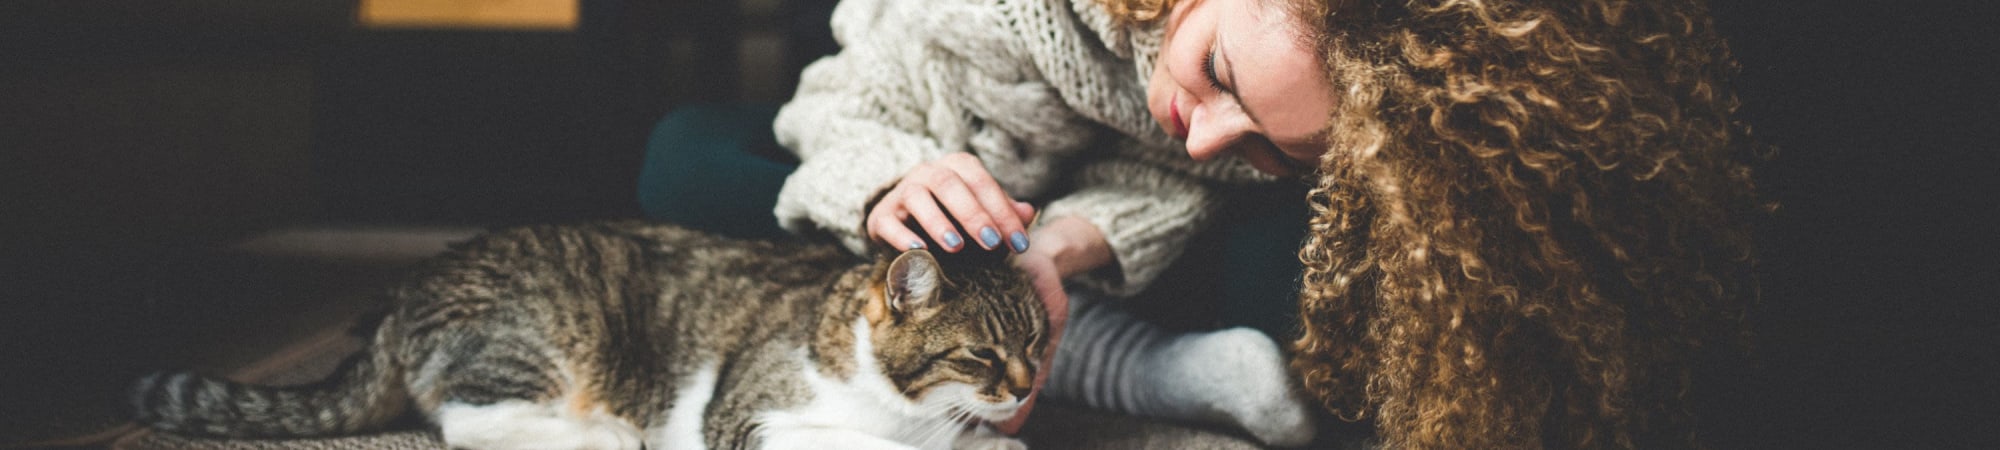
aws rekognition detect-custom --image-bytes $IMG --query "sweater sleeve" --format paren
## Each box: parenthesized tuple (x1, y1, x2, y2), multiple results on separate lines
(770, 8, 947, 255)
(1040, 153, 1221, 297)
(773, 0, 1093, 256)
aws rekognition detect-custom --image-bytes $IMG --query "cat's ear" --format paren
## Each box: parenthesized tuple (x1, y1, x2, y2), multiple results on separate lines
(885, 249, 943, 316)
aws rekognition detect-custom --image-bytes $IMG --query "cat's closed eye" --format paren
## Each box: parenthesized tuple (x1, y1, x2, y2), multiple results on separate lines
(967, 347, 1002, 365)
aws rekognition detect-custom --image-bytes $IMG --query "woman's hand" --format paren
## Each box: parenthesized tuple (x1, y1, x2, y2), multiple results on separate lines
(994, 250, 1067, 434)
(867, 153, 1035, 253)
(990, 216, 1111, 435)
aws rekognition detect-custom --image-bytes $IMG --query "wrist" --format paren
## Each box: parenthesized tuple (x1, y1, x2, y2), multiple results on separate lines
(1026, 216, 1112, 280)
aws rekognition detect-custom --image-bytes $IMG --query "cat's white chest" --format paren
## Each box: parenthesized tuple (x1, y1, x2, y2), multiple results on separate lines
(753, 318, 975, 450)
(766, 376, 966, 449)
(647, 360, 722, 450)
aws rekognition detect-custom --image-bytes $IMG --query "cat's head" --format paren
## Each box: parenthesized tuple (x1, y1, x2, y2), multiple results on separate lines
(863, 249, 1048, 422)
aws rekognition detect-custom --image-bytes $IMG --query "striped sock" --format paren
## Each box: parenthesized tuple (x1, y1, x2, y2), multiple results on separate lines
(1044, 292, 1316, 446)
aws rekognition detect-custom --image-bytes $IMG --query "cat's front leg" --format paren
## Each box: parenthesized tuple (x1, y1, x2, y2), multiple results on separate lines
(952, 424, 1026, 450)
(433, 400, 644, 450)
(758, 426, 920, 450)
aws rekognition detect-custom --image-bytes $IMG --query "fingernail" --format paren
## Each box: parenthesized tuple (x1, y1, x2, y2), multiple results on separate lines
(908, 240, 926, 250)
(1009, 231, 1030, 253)
(942, 231, 963, 249)
(979, 227, 1002, 249)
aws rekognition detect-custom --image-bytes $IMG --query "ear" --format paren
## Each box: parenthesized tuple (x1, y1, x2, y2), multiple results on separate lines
(885, 249, 943, 316)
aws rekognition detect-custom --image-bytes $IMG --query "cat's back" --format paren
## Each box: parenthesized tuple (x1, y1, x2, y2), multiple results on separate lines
(409, 221, 853, 290)
(387, 220, 858, 350)
(438, 221, 844, 267)
(606, 221, 857, 284)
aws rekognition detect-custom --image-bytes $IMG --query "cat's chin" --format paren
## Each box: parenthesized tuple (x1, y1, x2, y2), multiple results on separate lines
(914, 385, 1024, 422)
(967, 402, 1022, 423)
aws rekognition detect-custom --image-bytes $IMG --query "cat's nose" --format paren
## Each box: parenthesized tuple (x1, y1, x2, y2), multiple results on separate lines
(1007, 384, 1033, 401)
(1004, 360, 1034, 401)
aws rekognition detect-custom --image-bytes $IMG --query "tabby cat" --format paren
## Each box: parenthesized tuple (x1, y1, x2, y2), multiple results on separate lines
(131, 221, 1048, 450)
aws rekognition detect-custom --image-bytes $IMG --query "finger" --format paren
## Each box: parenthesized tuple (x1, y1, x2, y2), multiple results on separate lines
(899, 186, 967, 251)
(937, 155, 1030, 251)
(933, 157, 1026, 252)
(867, 205, 929, 251)
(1013, 201, 1037, 225)
(863, 187, 902, 244)
(919, 169, 1004, 251)
(1031, 270, 1070, 353)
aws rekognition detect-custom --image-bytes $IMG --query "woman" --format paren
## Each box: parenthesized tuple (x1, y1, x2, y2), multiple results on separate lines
(647, 0, 1327, 441)
(649, 0, 1761, 446)
(765, 0, 1331, 445)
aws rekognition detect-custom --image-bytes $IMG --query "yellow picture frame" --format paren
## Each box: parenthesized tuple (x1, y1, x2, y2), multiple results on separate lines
(358, 0, 578, 31)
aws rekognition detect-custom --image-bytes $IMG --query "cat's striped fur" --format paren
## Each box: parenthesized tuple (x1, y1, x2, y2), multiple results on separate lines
(131, 221, 1046, 449)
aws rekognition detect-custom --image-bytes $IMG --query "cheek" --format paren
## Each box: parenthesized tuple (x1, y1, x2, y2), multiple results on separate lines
(1147, 58, 1175, 117)
(915, 383, 983, 408)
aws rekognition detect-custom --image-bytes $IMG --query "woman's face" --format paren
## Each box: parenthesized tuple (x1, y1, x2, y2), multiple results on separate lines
(1148, 0, 1335, 177)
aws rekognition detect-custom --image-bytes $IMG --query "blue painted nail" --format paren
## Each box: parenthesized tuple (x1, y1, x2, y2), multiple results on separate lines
(979, 227, 1002, 249)
(1009, 231, 1030, 253)
(908, 240, 926, 250)
(942, 231, 963, 249)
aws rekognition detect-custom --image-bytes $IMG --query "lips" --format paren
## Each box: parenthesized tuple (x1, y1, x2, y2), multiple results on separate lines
(1168, 94, 1190, 139)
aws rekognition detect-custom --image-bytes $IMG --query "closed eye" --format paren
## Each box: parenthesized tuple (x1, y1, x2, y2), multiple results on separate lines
(969, 347, 1001, 364)
(1203, 49, 1227, 92)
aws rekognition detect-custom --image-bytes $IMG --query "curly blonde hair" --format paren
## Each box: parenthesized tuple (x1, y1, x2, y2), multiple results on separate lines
(1102, 0, 1765, 447)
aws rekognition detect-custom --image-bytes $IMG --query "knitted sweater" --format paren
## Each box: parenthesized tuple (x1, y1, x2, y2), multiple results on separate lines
(773, 0, 1276, 296)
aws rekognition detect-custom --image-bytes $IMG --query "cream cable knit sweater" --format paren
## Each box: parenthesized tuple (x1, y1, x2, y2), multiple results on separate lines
(773, 0, 1276, 296)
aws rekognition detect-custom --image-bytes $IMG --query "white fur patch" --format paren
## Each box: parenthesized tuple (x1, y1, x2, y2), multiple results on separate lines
(646, 361, 721, 450)
(434, 400, 642, 450)
(752, 317, 1018, 450)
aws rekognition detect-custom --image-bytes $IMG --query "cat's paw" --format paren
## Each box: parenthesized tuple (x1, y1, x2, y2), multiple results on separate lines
(953, 425, 1027, 450)
(1190, 328, 1317, 447)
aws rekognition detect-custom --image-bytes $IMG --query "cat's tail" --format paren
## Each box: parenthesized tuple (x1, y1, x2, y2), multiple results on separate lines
(129, 332, 408, 437)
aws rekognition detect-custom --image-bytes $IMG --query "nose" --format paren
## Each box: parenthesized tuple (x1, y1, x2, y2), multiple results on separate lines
(1007, 384, 1032, 401)
(1005, 359, 1035, 401)
(1182, 103, 1254, 162)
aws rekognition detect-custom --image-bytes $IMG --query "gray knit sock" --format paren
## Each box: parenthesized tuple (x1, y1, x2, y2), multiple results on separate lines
(1045, 293, 1316, 447)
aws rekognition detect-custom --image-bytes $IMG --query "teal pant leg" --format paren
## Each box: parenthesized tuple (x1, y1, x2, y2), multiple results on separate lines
(637, 104, 795, 240)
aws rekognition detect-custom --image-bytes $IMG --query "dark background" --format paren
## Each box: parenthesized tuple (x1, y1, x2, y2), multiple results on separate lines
(3, 0, 1994, 447)
(1708, 1, 1998, 447)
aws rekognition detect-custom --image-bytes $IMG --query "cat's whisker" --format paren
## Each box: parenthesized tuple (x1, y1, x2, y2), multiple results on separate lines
(919, 408, 966, 448)
(916, 403, 975, 449)
(957, 398, 991, 421)
(897, 399, 941, 445)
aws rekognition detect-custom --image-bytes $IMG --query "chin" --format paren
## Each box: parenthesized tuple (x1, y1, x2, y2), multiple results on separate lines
(1237, 153, 1293, 178)
(975, 401, 1023, 422)
(916, 383, 1022, 421)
